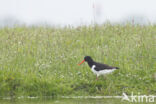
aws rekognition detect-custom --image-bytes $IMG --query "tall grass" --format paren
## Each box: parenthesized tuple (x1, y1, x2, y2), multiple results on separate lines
(0, 24, 156, 97)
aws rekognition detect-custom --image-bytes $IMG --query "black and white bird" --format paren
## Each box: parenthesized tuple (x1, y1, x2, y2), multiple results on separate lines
(78, 56, 119, 80)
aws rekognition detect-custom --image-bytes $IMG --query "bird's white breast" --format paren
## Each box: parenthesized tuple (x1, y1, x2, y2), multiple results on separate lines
(91, 65, 97, 74)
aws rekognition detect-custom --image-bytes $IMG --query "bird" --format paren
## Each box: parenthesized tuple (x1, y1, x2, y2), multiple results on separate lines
(78, 56, 119, 80)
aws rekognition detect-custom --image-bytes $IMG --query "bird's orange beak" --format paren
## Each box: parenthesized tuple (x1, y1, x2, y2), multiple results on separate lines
(78, 60, 85, 65)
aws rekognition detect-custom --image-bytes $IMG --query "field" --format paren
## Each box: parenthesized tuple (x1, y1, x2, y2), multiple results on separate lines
(0, 24, 156, 98)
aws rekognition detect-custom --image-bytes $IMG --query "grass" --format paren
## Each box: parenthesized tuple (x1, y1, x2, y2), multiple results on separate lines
(0, 98, 152, 104)
(0, 23, 156, 98)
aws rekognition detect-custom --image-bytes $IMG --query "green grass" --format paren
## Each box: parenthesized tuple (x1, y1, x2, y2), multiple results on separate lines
(0, 24, 156, 98)
(0, 98, 152, 104)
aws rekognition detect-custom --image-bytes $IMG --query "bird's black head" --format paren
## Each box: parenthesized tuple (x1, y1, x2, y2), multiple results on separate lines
(78, 56, 93, 66)
(84, 56, 93, 62)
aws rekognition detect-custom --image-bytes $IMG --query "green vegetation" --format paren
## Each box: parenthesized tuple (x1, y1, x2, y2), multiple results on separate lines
(0, 24, 156, 98)
(0, 98, 149, 104)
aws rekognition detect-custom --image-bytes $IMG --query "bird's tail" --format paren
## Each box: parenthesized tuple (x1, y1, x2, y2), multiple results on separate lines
(115, 67, 119, 69)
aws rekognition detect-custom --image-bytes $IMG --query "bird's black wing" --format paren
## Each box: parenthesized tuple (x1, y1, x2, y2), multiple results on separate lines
(94, 62, 118, 71)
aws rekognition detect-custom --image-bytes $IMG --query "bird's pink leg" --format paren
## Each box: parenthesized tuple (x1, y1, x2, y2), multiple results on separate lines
(96, 75, 98, 80)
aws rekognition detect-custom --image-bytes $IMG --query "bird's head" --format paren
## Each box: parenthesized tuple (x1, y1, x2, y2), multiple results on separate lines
(78, 56, 93, 65)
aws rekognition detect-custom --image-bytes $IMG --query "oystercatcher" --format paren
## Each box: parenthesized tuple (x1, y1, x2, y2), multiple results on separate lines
(78, 56, 119, 80)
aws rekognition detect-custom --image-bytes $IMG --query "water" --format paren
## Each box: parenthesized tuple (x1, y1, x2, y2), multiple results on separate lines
(0, 98, 153, 104)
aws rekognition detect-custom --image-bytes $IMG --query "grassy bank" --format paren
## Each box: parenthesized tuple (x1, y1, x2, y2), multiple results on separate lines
(0, 24, 156, 98)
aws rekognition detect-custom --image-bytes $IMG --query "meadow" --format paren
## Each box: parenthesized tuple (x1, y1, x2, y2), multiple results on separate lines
(0, 23, 156, 98)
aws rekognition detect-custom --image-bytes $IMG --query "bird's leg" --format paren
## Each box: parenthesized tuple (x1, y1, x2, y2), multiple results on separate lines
(96, 75, 98, 80)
